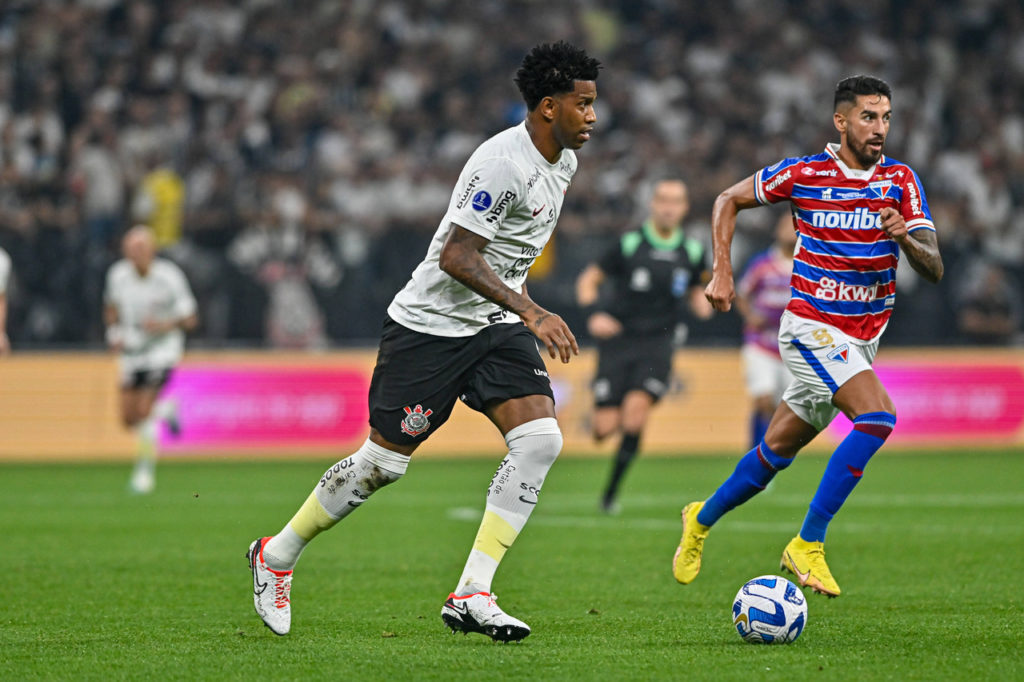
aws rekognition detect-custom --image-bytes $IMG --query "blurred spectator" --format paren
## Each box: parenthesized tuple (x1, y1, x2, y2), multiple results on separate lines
(955, 259, 1022, 346)
(131, 154, 185, 248)
(0, 0, 1018, 347)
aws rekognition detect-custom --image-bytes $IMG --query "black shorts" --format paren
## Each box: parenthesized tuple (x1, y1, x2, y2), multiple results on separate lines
(121, 367, 174, 391)
(368, 316, 554, 445)
(592, 334, 673, 407)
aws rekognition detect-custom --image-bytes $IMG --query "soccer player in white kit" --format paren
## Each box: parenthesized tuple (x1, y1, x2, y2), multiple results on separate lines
(104, 226, 197, 493)
(247, 42, 600, 642)
(0, 246, 11, 356)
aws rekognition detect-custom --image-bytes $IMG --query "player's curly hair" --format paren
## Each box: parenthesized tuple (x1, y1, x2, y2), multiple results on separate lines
(514, 41, 601, 111)
(834, 75, 892, 110)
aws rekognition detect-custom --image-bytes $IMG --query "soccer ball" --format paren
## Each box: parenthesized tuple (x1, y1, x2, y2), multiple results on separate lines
(732, 575, 807, 644)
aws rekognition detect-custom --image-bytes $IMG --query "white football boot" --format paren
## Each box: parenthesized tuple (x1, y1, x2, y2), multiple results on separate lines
(128, 462, 155, 494)
(441, 591, 531, 642)
(247, 537, 293, 635)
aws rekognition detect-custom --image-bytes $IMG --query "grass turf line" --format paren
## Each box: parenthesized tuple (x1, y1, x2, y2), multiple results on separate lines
(2, 451, 1023, 680)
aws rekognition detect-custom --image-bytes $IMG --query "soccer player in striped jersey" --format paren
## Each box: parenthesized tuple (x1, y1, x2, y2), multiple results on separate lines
(672, 76, 943, 597)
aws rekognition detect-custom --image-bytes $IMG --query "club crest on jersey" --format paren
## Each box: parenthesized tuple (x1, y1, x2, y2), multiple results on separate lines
(868, 180, 893, 199)
(400, 405, 433, 437)
(826, 344, 850, 364)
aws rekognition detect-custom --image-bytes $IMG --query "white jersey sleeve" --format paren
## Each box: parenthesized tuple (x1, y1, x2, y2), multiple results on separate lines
(167, 262, 198, 320)
(448, 157, 525, 241)
(388, 122, 577, 337)
(0, 248, 11, 295)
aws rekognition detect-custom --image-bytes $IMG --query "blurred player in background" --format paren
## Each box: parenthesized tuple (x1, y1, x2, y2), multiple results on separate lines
(0, 246, 10, 355)
(104, 226, 197, 493)
(576, 179, 712, 513)
(673, 76, 943, 596)
(736, 213, 797, 448)
(247, 42, 599, 642)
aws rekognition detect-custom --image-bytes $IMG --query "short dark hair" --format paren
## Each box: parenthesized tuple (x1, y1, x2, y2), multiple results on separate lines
(514, 41, 601, 111)
(834, 75, 892, 110)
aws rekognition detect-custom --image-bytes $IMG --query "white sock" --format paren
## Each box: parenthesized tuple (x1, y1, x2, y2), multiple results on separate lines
(136, 417, 158, 470)
(263, 439, 410, 570)
(152, 398, 178, 423)
(455, 418, 562, 596)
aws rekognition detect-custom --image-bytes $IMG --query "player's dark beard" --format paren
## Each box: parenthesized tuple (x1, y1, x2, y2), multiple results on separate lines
(851, 135, 883, 167)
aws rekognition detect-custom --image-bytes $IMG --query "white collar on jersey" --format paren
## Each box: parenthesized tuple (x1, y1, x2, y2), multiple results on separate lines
(517, 120, 565, 169)
(824, 142, 882, 181)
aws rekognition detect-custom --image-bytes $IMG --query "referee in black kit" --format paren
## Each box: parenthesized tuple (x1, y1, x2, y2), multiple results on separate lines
(576, 178, 712, 512)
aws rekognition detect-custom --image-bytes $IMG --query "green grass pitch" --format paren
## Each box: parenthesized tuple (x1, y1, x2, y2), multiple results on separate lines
(2, 450, 1023, 680)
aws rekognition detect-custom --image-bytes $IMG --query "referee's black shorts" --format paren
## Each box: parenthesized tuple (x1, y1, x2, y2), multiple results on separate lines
(368, 316, 554, 445)
(592, 333, 673, 408)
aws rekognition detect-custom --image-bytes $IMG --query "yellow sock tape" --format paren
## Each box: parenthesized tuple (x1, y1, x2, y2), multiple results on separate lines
(471, 510, 520, 562)
(288, 492, 337, 541)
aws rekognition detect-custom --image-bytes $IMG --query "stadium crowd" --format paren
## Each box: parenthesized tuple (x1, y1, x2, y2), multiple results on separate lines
(0, 0, 1021, 348)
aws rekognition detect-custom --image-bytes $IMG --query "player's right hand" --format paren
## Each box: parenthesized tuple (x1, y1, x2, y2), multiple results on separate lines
(587, 312, 622, 339)
(704, 273, 736, 312)
(523, 306, 579, 363)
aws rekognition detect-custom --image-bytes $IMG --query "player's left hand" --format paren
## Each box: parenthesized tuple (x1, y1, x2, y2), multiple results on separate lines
(522, 305, 579, 364)
(0, 331, 9, 356)
(879, 207, 908, 241)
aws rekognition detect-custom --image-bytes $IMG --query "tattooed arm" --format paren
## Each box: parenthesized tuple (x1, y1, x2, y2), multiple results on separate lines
(879, 208, 944, 283)
(439, 224, 578, 362)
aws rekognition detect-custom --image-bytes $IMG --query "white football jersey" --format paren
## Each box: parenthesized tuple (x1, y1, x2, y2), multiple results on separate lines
(0, 247, 10, 295)
(388, 121, 577, 336)
(104, 257, 197, 369)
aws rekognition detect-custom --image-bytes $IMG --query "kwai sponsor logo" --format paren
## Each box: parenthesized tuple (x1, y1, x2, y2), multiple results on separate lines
(814, 275, 885, 302)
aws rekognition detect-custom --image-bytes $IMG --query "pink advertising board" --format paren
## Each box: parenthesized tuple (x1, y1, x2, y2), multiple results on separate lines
(827, 364, 1024, 443)
(158, 365, 370, 452)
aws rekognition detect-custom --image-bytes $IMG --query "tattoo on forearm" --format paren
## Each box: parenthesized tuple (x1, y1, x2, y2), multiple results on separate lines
(444, 243, 530, 314)
(902, 231, 944, 282)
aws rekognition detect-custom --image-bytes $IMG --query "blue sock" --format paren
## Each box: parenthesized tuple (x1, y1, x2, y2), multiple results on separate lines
(800, 411, 896, 543)
(697, 440, 793, 527)
(750, 413, 770, 449)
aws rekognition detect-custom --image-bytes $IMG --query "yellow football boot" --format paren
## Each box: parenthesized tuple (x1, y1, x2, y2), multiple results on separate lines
(780, 536, 841, 597)
(672, 502, 710, 584)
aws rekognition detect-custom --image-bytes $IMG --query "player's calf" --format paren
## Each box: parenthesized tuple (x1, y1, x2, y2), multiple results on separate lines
(698, 439, 794, 527)
(799, 411, 895, 543)
(450, 418, 561, 632)
(673, 441, 793, 584)
(248, 439, 411, 635)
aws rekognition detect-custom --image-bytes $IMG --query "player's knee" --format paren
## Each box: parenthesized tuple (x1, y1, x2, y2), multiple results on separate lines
(121, 409, 140, 429)
(620, 406, 650, 434)
(852, 411, 896, 441)
(763, 433, 805, 459)
(756, 439, 794, 472)
(506, 417, 562, 470)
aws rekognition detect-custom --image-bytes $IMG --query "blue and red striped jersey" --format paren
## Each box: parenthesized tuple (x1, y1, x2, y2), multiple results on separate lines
(753, 143, 935, 342)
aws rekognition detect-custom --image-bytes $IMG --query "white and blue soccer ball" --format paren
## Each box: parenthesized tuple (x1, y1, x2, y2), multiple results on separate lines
(732, 575, 807, 644)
